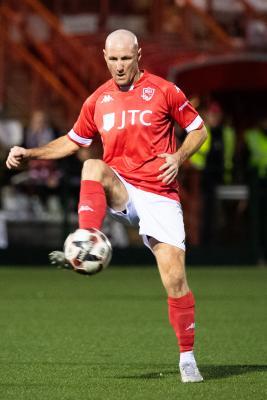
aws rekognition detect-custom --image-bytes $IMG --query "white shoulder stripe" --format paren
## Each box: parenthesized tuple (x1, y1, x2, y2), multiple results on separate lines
(185, 115, 203, 133)
(68, 129, 93, 146)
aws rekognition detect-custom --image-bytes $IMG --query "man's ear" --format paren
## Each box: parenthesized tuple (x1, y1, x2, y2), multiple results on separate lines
(103, 49, 106, 61)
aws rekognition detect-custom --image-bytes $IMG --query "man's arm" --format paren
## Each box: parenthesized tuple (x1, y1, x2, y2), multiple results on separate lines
(6, 134, 80, 169)
(175, 125, 208, 165)
(158, 125, 208, 184)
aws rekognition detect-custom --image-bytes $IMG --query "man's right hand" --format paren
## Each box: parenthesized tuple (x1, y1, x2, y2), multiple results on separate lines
(6, 146, 28, 169)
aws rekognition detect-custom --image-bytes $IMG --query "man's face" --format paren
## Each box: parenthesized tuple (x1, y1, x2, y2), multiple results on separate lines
(207, 110, 223, 128)
(103, 44, 141, 87)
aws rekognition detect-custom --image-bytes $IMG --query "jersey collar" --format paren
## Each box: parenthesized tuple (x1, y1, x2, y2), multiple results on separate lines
(113, 69, 147, 91)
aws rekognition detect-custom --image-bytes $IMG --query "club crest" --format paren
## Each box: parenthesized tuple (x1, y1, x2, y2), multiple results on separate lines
(141, 87, 155, 101)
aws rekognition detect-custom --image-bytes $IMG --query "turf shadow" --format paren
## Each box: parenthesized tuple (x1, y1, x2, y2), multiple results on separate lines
(195, 364, 267, 380)
(116, 364, 267, 380)
(115, 371, 177, 380)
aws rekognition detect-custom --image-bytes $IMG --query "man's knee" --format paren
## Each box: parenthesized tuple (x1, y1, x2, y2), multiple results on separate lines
(164, 258, 186, 290)
(165, 269, 188, 297)
(152, 242, 189, 296)
(82, 159, 108, 182)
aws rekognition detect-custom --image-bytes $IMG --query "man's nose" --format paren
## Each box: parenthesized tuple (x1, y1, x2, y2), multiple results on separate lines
(116, 62, 124, 72)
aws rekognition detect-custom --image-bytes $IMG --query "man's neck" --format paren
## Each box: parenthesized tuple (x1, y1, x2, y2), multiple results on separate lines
(119, 84, 134, 92)
(119, 70, 143, 92)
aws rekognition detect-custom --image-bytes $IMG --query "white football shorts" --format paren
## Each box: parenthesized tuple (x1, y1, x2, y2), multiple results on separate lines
(108, 171, 186, 251)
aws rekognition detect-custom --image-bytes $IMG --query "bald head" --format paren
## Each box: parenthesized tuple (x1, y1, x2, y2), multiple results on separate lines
(103, 29, 142, 87)
(105, 29, 139, 51)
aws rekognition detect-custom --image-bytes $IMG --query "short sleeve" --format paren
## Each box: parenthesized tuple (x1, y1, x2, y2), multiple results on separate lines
(166, 84, 203, 133)
(68, 95, 98, 147)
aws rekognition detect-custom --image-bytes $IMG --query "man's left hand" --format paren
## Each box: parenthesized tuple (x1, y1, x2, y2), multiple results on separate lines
(157, 153, 181, 184)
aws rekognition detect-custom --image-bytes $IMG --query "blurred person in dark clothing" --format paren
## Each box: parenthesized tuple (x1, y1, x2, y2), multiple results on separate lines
(24, 110, 55, 148)
(16, 110, 61, 214)
(244, 117, 267, 264)
(203, 102, 235, 186)
(190, 102, 236, 244)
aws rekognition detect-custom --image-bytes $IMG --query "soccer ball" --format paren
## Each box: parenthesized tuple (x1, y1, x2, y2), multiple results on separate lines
(64, 228, 112, 275)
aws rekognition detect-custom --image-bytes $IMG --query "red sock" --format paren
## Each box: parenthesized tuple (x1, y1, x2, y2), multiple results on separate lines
(78, 180, 107, 230)
(168, 291, 195, 352)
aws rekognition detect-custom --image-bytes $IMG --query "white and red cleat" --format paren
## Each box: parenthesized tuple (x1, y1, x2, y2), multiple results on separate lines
(179, 362, 204, 383)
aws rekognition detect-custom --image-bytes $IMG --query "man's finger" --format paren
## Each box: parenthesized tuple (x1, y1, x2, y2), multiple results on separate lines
(7, 161, 18, 169)
(159, 166, 174, 178)
(159, 162, 169, 171)
(158, 169, 169, 179)
(158, 166, 177, 180)
(6, 157, 20, 169)
(162, 170, 177, 184)
(157, 153, 169, 158)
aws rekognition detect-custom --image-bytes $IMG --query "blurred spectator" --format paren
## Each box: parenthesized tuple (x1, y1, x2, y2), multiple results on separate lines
(0, 117, 23, 247)
(162, 3, 183, 34)
(244, 118, 267, 264)
(10, 110, 61, 216)
(246, 19, 267, 48)
(179, 160, 202, 246)
(190, 102, 236, 244)
(24, 110, 55, 148)
(0, 117, 23, 209)
(0, 118, 23, 149)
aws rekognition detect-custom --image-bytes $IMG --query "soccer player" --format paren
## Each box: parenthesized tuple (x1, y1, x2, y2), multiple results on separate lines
(6, 29, 207, 383)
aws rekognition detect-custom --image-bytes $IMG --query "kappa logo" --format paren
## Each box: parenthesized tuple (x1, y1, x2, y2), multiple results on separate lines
(141, 87, 155, 101)
(78, 205, 94, 213)
(101, 95, 114, 104)
(185, 322, 195, 331)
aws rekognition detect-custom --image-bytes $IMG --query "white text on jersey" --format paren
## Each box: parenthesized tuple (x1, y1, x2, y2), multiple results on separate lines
(102, 110, 152, 131)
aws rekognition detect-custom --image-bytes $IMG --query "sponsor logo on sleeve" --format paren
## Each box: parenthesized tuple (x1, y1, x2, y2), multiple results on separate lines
(179, 100, 189, 111)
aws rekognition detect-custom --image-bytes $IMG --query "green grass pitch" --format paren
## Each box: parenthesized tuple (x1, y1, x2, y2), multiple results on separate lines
(0, 265, 266, 400)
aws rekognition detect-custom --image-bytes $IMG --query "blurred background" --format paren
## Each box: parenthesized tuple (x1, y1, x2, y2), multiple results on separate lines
(0, 0, 267, 266)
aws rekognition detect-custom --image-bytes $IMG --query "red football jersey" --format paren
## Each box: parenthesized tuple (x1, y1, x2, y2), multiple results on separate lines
(68, 70, 203, 200)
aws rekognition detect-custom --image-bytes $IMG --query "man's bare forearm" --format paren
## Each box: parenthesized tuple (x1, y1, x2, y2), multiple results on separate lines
(175, 126, 208, 165)
(26, 135, 80, 160)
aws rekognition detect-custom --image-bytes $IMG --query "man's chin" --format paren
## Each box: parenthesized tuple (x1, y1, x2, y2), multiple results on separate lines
(115, 79, 128, 86)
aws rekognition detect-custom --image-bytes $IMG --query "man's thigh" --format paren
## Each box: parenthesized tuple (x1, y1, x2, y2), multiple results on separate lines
(108, 173, 185, 250)
(104, 167, 129, 211)
(82, 159, 129, 212)
(134, 190, 186, 251)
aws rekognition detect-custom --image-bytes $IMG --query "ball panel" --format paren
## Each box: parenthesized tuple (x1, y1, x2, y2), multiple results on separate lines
(64, 228, 112, 275)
